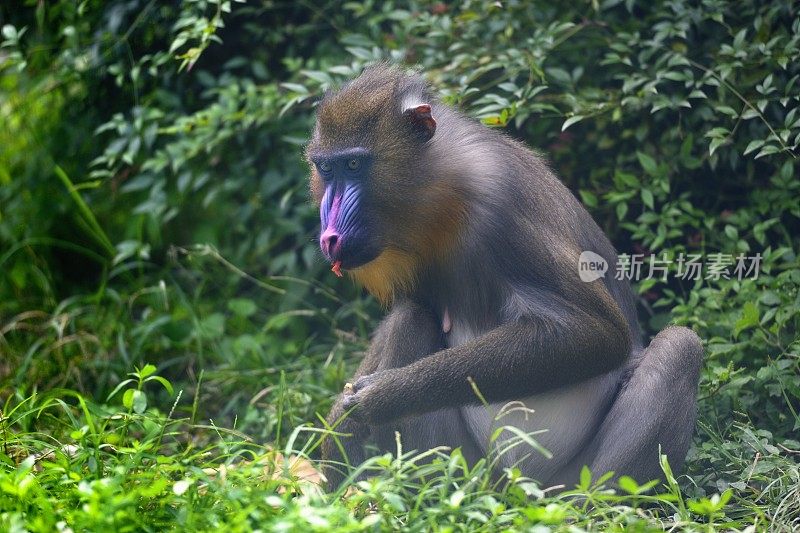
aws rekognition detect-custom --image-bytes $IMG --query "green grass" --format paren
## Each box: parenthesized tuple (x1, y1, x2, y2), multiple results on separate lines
(1, 375, 796, 531)
(1, 253, 798, 532)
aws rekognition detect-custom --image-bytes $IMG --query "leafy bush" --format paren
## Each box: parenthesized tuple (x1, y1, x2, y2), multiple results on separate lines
(1, 0, 798, 530)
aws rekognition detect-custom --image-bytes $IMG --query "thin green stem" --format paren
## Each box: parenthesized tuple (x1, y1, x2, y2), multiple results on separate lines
(688, 59, 797, 159)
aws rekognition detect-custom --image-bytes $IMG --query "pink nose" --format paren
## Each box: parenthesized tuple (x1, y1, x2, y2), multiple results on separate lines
(320, 229, 341, 259)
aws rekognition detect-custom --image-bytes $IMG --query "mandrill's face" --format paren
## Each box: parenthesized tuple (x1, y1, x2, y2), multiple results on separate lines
(307, 145, 383, 277)
(305, 70, 450, 302)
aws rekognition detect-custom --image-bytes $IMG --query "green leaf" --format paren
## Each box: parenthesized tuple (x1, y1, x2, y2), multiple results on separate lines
(200, 313, 226, 339)
(145, 375, 175, 396)
(227, 298, 257, 317)
(579, 190, 598, 208)
(561, 115, 584, 131)
(709, 137, 725, 156)
(734, 301, 759, 338)
(579, 465, 591, 490)
(636, 151, 658, 176)
(2, 24, 17, 40)
(759, 291, 781, 306)
(714, 105, 738, 117)
(280, 82, 309, 95)
(662, 70, 687, 82)
(449, 490, 465, 508)
(139, 364, 157, 379)
(755, 144, 780, 159)
(705, 127, 729, 138)
(122, 388, 134, 410)
(618, 475, 640, 494)
(615, 171, 640, 188)
(743, 139, 765, 155)
(383, 492, 406, 512)
(641, 189, 654, 209)
(616, 202, 628, 221)
(132, 390, 147, 414)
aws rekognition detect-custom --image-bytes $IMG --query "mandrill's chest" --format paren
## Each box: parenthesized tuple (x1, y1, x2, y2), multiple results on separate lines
(443, 305, 619, 480)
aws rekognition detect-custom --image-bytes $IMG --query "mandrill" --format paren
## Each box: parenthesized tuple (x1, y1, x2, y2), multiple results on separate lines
(305, 64, 703, 489)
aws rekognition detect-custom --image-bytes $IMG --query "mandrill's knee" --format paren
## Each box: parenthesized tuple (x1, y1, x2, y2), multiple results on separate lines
(647, 326, 704, 378)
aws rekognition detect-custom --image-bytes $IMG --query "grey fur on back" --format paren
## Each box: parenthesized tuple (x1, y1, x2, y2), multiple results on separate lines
(379, 69, 643, 346)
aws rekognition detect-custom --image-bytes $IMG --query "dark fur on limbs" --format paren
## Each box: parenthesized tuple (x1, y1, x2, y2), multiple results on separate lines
(311, 65, 704, 491)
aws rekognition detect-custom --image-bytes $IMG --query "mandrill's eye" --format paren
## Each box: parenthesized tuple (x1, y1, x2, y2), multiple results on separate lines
(318, 161, 332, 173)
(347, 158, 360, 170)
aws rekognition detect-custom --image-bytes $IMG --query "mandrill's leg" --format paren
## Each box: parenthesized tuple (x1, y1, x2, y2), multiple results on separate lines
(322, 300, 445, 489)
(550, 326, 703, 487)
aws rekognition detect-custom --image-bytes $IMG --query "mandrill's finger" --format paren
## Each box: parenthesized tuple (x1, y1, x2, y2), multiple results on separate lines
(342, 392, 361, 413)
(352, 373, 377, 392)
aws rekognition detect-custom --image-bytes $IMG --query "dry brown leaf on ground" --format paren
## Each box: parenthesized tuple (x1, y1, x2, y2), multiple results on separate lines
(201, 448, 325, 491)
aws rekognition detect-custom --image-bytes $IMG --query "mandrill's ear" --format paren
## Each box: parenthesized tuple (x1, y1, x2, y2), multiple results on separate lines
(403, 104, 436, 142)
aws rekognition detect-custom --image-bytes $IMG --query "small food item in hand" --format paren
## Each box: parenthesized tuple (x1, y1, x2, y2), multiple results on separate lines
(343, 382, 354, 394)
(331, 261, 343, 277)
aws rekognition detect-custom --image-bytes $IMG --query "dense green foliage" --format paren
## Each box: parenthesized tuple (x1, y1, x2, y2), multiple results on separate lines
(1, 0, 798, 530)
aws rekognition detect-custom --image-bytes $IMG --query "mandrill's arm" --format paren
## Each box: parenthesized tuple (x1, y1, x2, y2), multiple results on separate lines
(351, 299, 445, 379)
(321, 300, 444, 486)
(325, 299, 442, 425)
(343, 284, 632, 425)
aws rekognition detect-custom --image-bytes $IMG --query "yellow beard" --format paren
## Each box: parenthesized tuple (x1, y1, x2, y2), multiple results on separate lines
(349, 248, 419, 305)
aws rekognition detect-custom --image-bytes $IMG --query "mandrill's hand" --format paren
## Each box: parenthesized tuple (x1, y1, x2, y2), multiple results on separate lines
(326, 393, 369, 437)
(341, 368, 411, 425)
